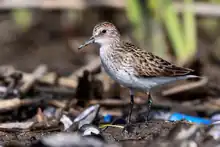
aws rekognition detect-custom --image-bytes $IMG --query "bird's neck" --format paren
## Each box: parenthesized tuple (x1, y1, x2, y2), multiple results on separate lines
(99, 44, 112, 57)
(99, 39, 121, 59)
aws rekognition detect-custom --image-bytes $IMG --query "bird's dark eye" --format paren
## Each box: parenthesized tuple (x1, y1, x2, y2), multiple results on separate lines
(102, 30, 106, 33)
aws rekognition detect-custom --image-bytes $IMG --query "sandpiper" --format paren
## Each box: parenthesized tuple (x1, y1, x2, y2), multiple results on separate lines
(78, 22, 195, 123)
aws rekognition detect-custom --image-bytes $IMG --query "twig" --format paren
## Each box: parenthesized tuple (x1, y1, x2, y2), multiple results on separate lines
(0, 98, 21, 111)
(152, 98, 220, 113)
(88, 97, 146, 107)
(0, 121, 34, 130)
(0, 66, 77, 89)
(47, 100, 67, 108)
(0, 97, 46, 112)
(208, 99, 220, 108)
(34, 86, 76, 96)
(38, 72, 57, 85)
(22, 72, 77, 89)
(0, 96, 72, 112)
(19, 65, 48, 95)
(162, 77, 208, 96)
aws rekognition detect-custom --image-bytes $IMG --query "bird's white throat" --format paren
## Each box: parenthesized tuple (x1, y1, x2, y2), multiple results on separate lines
(95, 37, 113, 47)
(99, 44, 112, 58)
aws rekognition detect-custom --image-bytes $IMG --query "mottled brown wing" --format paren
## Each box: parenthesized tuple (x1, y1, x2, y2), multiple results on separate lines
(123, 42, 194, 77)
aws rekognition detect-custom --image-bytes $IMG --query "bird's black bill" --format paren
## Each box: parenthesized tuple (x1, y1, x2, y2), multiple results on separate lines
(78, 37, 95, 50)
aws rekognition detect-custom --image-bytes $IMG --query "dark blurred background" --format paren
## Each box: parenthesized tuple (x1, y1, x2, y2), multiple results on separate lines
(0, 0, 220, 84)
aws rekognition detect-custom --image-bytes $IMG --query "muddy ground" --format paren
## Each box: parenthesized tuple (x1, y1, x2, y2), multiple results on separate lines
(1, 121, 191, 146)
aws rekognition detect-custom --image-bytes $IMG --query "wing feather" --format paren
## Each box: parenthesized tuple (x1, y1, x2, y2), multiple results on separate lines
(121, 42, 194, 77)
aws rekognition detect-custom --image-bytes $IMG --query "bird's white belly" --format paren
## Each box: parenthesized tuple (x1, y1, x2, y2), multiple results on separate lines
(100, 59, 134, 88)
(100, 58, 157, 91)
(100, 58, 193, 92)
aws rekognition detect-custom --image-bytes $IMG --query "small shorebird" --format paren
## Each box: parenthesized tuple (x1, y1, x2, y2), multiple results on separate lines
(78, 22, 195, 124)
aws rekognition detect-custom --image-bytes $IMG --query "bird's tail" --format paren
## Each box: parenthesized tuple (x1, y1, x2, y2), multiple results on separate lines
(185, 75, 204, 82)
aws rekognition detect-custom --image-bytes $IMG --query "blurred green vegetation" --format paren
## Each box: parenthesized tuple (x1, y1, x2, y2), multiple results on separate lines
(127, 0, 197, 65)
(11, 8, 32, 32)
(127, 0, 168, 60)
(7, 0, 220, 64)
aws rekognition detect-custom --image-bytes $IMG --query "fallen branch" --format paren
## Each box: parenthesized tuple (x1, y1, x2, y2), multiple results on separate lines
(19, 65, 48, 95)
(162, 76, 208, 96)
(88, 97, 147, 107)
(0, 97, 70, 112)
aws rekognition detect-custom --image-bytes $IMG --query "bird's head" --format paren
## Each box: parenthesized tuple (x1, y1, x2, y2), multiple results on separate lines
(78, 22, 120, 50)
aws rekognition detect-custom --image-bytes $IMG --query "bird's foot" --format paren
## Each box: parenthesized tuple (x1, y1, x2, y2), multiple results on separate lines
(122, 123, 136, 134)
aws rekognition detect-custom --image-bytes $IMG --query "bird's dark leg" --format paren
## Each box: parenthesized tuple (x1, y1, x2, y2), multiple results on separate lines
(122, 89, 135, 134)
(146, 92, 152, 121)
(128, 89, 134, 124)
